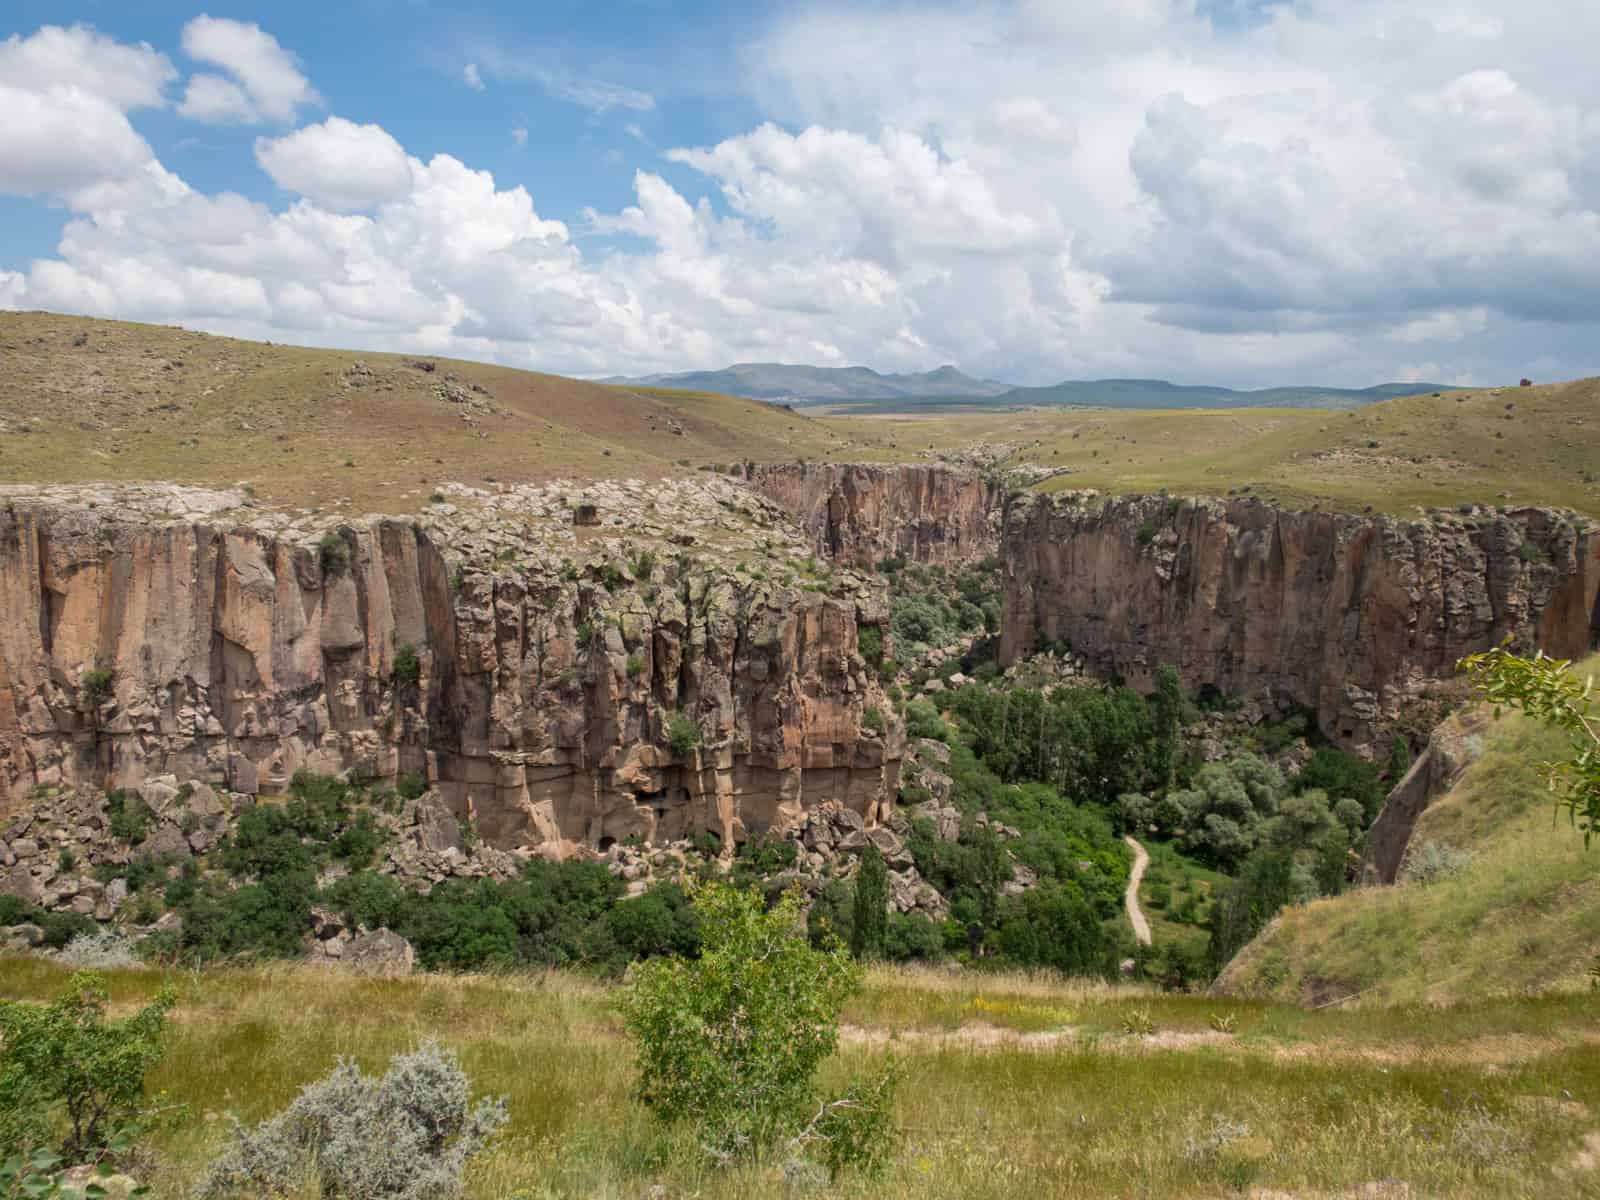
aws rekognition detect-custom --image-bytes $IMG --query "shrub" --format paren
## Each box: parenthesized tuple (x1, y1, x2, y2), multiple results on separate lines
(1137, 520, 1157, 546)
(333, 811, 384, 868)
(861, 706, 886, 736)
(600, 563, 625, 592)
(199, 1043, 506, 1200)
(318, 531, 350, 578)
(621, 883, 892, 1167)
(0, 971, 176, 1162)
(393, 642, 421, 688)
(801, 1066, 900, 1180)
(1400, 840, 1474, 884)
(857, 627, 883, 666)
(903, 700, 949, 743)
(625, 652, 644, 680)
(176, 872, 314, 962)
(58, 931, 140, 970)
(631, 549, 656, 581)
(79, 667, 114, 702)
(890, 597, 952, 648)
(104, 790, 151, 845)
(396, 772, 427, 801)
(665, 710, 701, 758)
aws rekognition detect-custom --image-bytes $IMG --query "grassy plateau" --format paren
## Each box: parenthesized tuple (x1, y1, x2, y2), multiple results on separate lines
(6, 311, 1600, 520)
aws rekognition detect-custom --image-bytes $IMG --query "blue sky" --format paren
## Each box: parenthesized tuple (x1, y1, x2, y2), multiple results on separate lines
(3, 0, 1599, 387)
(0, 0, 763, 247)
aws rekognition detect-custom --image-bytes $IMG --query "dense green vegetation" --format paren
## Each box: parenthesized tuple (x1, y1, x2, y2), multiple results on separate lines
(883, 558, 1002, 657)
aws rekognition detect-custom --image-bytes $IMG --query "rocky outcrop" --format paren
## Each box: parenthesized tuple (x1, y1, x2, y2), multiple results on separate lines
(0, 481, 903, 854)
(743, 463, 1001, 566)
(1361, 709, 1490, 883)
(1002, 492, 1600, 751)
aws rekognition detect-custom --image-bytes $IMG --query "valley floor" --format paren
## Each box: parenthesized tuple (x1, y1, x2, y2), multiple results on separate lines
(4, 957, 1597, 1198)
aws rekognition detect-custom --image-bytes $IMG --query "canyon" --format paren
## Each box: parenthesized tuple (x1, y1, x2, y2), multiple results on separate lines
(3, 461, 1597, 866)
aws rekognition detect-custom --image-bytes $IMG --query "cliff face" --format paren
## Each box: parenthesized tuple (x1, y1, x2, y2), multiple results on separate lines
(0, 484, 901, 854)
(744, 463, 1001, 566)
(1002, 492, 1600, 750)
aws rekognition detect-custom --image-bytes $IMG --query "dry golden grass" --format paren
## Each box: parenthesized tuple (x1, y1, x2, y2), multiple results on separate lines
(0, 311, 906, 512)
(832, 382, 1600, 517)
(10, 311, 1598, 522)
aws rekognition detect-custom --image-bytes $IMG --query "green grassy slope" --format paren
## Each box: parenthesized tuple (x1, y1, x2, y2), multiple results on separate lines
(0, 311, 905, 512)
(8, 310, 1598, 519)
(1012, 380, 1600, 516)
(1216, 663, 1600, 1006)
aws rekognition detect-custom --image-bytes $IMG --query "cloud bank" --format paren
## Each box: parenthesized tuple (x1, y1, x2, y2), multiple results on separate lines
(2, 4, 1599, 386)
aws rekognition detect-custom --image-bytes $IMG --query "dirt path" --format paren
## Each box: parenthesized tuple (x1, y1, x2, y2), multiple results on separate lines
(1124, 835, 1152, 947)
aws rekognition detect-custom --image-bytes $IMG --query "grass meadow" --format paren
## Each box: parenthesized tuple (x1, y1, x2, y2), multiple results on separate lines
(4, 956, 1598, 1199)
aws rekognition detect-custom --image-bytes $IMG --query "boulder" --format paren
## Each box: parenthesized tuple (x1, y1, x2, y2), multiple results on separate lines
(345, 928, 415, 975)
(133, 823, 192, 864)
(2, 865, 40, 904)
(415, 802, 464, 854)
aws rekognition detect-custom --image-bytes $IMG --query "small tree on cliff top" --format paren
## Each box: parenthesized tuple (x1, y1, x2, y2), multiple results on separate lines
(1459, 643, 1600, 845)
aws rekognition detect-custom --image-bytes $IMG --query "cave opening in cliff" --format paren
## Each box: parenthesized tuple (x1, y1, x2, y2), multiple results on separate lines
(597, 835, 617, 852)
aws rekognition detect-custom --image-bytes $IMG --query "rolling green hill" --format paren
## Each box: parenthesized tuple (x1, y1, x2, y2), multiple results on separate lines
(0, 311, 906, 512)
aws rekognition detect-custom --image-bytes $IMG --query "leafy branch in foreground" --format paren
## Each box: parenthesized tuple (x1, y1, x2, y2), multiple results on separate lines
(1458, 642, 1600, 845)
(0, 972, 177, 1164)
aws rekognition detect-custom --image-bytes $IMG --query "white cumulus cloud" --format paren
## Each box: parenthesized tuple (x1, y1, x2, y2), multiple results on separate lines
(5, 4, 1600, 388)
(0, 25, 171, 203)
(178, 14, 318, 123)
(255, 117, 414, 211)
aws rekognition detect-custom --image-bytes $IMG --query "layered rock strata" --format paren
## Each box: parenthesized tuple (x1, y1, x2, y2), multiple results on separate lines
(0, 480, 902, 853)
(744, 463, 1002, 566)
(1002, 492, 1600, 751)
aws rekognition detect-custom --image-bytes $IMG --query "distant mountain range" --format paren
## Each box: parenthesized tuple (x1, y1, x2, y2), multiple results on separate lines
(604, 362, 1458, 412)
(602, 363, 1011, 403)
(992, 378, 1458, 412)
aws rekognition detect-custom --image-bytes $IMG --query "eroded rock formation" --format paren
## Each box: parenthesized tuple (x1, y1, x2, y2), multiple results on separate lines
(744, 463, 1001, 566)
(0, 482, 902, 854)
(1002, 492, 1600, 751)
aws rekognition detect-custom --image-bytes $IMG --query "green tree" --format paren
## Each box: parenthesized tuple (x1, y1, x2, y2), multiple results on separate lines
(0, 972, 176, 1162)
(1460, 643, 1600, 844)
(620, 882, 891, 1167)
(1151, 664, 1183, 790)
(1206, 848, 1296, 977)
(850, 844, 889, 960)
